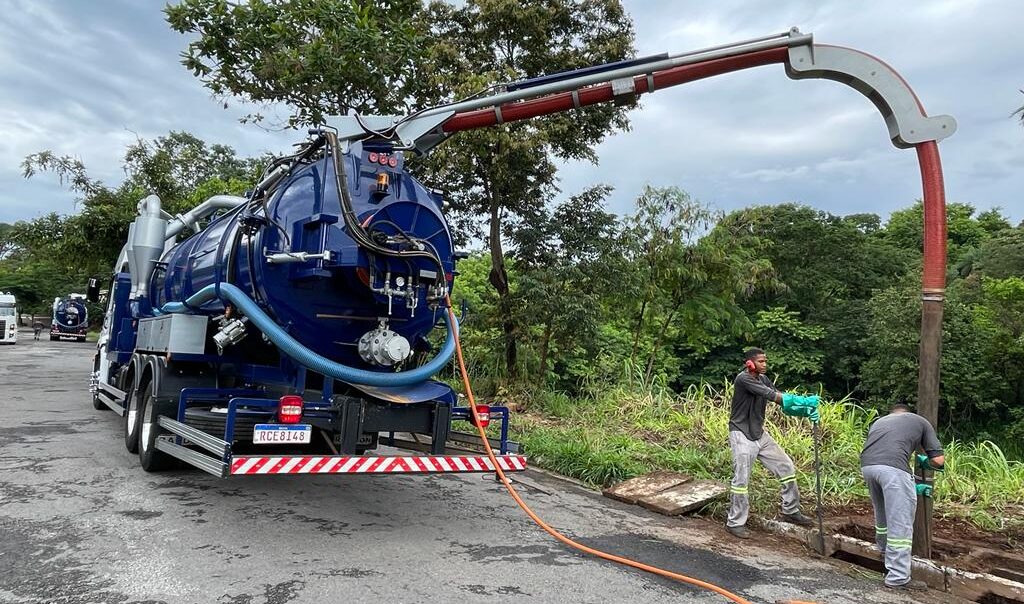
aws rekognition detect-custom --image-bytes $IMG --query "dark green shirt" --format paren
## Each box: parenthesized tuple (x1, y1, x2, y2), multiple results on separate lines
(729, 371, 779, 441)
(860, 412, 944, 474)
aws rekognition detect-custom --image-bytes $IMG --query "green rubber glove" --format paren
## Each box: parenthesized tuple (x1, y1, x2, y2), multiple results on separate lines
(916, 483, 933, 498)
(800, 394, 820, 408)
(916, 453, 944, 472)
(782, 394, 820, 422)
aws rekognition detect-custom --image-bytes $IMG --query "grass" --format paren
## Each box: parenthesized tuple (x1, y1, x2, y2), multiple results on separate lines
(473, 370, 1024, 537)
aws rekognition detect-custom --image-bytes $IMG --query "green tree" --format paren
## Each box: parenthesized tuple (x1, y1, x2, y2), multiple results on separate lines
(16, 132, 260, 284)
(883, 201, 995, 264)
(0, 222, 17, 259)
(620, 186, 773, 384)
(705, 203, 911, 395)
(752, 307, 824, 387)
(512, 185, 621, 386)
(165, 0, 429, 125)
(861, 284, 1004, 431)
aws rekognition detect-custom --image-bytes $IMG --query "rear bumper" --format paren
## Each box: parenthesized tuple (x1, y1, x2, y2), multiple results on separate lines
(230, 454, 527, 475)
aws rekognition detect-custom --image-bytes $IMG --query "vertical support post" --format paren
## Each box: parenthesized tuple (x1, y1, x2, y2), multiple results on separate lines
(914, 297, 942, 557)
(913, 141, 947, 559)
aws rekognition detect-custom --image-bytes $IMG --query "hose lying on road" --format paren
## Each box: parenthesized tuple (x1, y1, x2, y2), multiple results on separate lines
(445, 296, 787, 604)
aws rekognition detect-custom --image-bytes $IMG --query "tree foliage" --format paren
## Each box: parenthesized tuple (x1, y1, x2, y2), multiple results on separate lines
(3, 132, 260, 318)
(166, 0, 428, 124)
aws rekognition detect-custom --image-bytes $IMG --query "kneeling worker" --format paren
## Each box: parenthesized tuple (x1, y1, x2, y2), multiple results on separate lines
(726, 347, 820, 539)
(860, 403, 945, 592)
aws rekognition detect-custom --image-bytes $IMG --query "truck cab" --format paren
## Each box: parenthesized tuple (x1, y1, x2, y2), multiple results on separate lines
(0, 292, 16, 344)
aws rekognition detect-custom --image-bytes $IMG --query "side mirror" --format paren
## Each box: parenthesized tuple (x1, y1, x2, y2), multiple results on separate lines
(86, 277, 100, 303)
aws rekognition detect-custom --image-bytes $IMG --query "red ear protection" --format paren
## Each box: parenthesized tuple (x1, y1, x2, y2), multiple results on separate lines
(745, 360, 756, 371)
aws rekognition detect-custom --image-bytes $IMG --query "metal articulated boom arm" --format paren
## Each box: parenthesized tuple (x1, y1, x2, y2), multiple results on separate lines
(337, 26, 953, 314)
(332, 28, 954, 154)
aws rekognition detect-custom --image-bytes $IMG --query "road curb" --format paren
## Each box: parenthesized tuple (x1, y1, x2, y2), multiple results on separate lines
(752, 517, 1024, 602)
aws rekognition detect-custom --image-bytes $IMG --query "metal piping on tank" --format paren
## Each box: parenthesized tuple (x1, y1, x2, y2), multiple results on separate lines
(127, 195, 168, 299)
(165, 195, 248, 239)
(114, 194, 249, 302)
(161, 282, 457, 387)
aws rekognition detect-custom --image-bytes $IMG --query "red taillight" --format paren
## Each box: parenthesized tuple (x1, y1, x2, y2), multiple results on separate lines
(471, 403, 490, 428)
(368, 152, 379, 163)
(278, 395, 304, 424)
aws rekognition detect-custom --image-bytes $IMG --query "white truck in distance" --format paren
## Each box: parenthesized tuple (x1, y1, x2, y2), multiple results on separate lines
(0, 292, 17, 344)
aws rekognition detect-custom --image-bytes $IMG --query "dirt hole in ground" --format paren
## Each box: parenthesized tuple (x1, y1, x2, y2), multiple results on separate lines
(977, 593, 1024, 604)
(829, 513, 1024, 577)
(830, 549, 885, 574)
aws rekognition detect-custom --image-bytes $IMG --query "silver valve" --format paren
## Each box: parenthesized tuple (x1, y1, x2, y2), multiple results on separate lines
(213, 316, 248, 354)
(358, 322, 412, 367)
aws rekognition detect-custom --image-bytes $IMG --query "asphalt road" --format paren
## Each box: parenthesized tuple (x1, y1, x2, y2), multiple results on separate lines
(0, 334, 962, 604)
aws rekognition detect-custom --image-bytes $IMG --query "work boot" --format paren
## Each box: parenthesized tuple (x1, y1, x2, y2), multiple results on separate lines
(779, 512, 814, 527)
(726, 525, 751, 539)
(884, 579, 928, 592)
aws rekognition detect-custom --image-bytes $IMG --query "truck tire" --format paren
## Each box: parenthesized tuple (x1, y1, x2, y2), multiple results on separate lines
(138, 380, 180, 472)
(123, 374, 142, 453)
(91, 357, 106, 411)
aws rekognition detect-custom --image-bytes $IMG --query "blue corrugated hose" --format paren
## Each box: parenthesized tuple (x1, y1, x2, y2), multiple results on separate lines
(161, 283, 457, 387)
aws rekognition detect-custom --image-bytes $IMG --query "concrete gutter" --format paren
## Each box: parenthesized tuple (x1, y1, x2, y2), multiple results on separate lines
(753, 517, 1024, 603)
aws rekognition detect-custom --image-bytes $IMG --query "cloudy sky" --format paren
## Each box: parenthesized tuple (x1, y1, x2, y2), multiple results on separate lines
(1, 0, 1021, 226)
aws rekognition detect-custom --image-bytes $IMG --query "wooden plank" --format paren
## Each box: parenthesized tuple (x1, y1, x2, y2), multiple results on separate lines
(637, 479, 728, 516)
(602, 471, 691, 504)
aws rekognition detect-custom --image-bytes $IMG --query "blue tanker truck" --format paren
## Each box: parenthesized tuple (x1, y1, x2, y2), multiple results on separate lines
(89, 129, 524, 477)
(51, 294, 88, 342)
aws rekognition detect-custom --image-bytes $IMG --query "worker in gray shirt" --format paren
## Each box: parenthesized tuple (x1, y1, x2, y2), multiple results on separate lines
(725, 347, 820, 539)
(860, 403, 945, 592)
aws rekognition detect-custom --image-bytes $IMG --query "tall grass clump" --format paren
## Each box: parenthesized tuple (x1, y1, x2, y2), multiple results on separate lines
(501, 365, 1024, 536)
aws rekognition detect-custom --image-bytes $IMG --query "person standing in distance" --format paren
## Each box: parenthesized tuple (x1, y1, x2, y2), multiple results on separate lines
(860, 403, 945, 592)
(726, 347, 819, 539)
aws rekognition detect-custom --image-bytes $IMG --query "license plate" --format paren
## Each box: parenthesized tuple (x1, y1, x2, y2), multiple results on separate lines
(253, 424, 312, 444)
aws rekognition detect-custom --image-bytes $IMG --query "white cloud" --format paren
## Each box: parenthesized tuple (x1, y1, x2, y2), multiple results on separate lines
(0, 0, 1021, 227)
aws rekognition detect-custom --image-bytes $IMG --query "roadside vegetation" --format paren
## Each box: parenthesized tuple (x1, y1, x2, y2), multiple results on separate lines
(487, 371, 1024, 537)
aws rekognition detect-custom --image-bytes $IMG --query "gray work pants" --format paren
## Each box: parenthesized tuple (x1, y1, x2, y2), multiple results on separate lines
(862, 464, 916, 586)
(726, 430, 801, 528)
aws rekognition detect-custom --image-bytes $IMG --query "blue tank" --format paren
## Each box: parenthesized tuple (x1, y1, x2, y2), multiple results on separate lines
(52, 295, 88, 338)
(151, 142, 455, 366)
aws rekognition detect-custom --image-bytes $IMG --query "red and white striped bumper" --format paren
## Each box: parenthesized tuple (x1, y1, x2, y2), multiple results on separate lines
(230, 454, 528, 476)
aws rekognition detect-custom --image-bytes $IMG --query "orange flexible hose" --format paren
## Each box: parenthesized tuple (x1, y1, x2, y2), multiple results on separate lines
(444, 298, 754, 604)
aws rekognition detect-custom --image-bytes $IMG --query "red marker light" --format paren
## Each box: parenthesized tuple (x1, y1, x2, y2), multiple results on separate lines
(379, 154, 389, 165)
(471, 403, 490, 429)
(278, 395, 304, 424)
(388, 157, 398, 167)
(368, 152, 379, 163)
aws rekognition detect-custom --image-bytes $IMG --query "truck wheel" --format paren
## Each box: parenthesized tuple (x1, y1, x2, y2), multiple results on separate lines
(138, 380, 179, 472)
(91, 357, 106, 411)
(123, 375, 142, 453)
